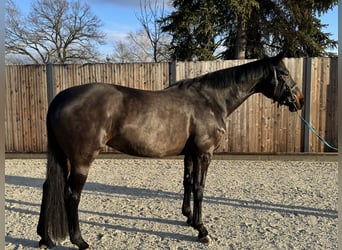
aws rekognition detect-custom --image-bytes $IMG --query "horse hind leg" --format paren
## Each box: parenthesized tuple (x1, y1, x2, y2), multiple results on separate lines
(182, 154, 193, 225)
(65, 161, 92, 250)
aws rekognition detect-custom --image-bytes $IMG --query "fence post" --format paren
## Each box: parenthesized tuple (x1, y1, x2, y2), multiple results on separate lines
(169, 61, 177, 85)
(46, 63, 55, 105)
(302, 57, 312, 152)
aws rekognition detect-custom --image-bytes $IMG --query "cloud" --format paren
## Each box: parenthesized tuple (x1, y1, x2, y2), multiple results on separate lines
(106, 30, 129, 42)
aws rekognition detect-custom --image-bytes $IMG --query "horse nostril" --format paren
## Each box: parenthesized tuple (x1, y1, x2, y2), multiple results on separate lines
(294, 89, 305, 108)
(295, 96, 304, 110)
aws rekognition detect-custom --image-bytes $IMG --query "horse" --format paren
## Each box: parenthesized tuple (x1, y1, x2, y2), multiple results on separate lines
(37, 54, 304, 249)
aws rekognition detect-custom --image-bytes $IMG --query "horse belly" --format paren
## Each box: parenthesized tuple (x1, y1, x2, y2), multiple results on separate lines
(107, 122, 189, 158)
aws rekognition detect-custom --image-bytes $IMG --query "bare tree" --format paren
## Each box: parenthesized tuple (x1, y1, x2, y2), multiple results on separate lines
(109, 0, 171, 63)
(136, 0, 171, 62)
(109, 30, 152, 63)
(110, 40, 137, 63)
(5, 0, 105, 64)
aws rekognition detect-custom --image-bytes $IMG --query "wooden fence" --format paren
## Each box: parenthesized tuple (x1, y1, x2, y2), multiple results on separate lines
(5, 58, 338, 153)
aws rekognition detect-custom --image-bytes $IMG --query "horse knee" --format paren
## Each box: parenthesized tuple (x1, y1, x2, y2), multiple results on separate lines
(202, 153, 211, 162)
(183, 173, 192, 187)
(200, 153, 211, 167)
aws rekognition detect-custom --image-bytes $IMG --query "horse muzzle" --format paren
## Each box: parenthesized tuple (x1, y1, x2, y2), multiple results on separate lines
(288, 87, 304, 112)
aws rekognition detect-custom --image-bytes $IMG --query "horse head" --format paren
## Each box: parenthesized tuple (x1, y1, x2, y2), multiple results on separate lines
(259, 53, 304, 112)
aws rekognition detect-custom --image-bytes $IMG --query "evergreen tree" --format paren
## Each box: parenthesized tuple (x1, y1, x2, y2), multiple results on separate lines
(161, 0, 219, 60)
(162, 0, 337, 60)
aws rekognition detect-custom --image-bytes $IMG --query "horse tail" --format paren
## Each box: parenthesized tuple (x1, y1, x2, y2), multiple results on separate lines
(37, 112, 69, 243)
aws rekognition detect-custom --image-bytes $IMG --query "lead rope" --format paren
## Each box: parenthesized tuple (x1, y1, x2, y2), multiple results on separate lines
(296, 111, 338, 151)
(274, 67, 337, 151)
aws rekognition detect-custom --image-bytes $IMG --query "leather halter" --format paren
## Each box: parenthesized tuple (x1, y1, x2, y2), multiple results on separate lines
(272, 67, 297, 106)
(272, 67, 285, 101)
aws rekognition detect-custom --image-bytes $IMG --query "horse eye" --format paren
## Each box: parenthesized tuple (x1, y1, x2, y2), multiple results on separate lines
(281, 70, 289, 76)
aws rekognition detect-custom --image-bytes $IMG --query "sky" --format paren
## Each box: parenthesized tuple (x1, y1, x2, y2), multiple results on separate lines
(11, 0, 338, 56)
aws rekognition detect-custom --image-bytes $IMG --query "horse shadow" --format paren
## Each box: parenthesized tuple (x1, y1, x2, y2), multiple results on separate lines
(5, 175, 337, 248)
(5, 174, 337, 218)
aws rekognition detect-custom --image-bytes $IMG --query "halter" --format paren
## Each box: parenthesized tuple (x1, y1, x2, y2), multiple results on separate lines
(272, 67, 285, 101)
(272, 67, 296, 106)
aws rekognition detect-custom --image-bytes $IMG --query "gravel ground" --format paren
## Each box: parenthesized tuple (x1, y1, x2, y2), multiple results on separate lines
(5, 158, 337, 249)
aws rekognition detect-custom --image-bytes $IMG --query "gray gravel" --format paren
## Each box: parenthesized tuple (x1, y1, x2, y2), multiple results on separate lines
(5, 158, 337, 249)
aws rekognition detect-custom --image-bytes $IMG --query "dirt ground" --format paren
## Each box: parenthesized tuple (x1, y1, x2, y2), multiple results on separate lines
(5, 157, 337, 249)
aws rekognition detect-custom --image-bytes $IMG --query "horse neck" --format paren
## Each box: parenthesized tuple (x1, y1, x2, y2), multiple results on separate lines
(198, 60, 272, 116)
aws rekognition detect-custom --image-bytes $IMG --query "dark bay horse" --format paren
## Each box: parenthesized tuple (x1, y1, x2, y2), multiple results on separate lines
(37, 54, 304, 249)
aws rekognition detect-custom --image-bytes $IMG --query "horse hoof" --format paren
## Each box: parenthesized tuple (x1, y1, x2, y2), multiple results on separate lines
(71, 237, 90, 250)
(39, 244, 48, 249)
(39, 239, 54, 249)
(79, 246, 92, 250)
(78, 245, 91, 250)
(199, 234, 212, 244)
(77, 242, 91, 250)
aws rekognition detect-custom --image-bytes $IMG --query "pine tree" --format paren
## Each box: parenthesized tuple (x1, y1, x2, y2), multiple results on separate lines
(161, 0, 337, 60)
(161, 0, 219, 60)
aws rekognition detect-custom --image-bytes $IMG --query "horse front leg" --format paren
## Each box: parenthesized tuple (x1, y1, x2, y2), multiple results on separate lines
(192, 152, 212, 244)
(182, 154, 193, 225)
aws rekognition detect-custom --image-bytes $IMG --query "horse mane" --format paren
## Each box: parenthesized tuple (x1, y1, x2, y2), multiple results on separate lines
(173, 57, 273, 90)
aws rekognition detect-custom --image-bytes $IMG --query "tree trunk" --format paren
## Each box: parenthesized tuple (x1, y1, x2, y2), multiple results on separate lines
(234, 16, 247, 59)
